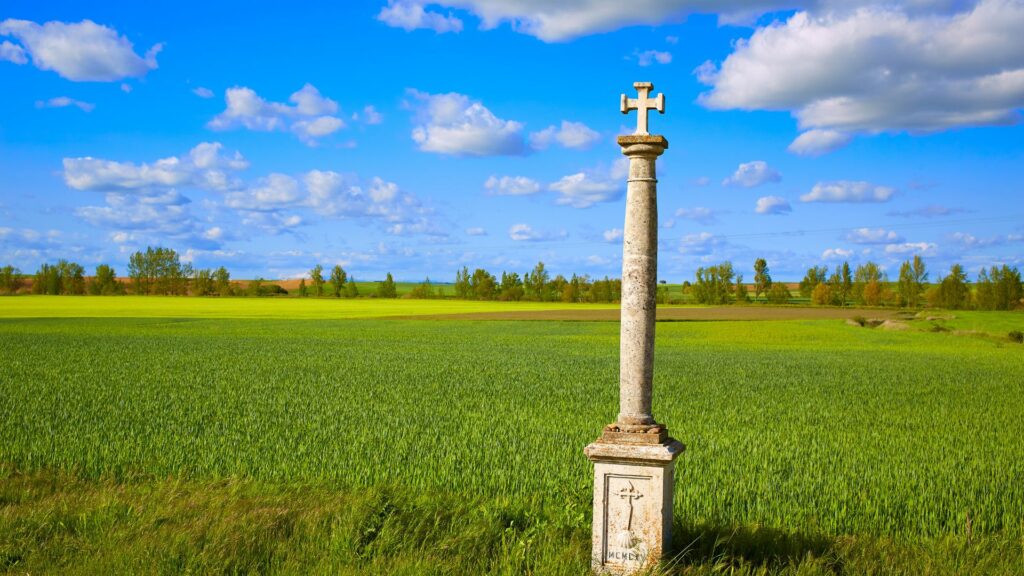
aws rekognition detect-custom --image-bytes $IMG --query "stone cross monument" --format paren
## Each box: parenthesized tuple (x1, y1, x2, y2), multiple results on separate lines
(584, 82, 684, 575)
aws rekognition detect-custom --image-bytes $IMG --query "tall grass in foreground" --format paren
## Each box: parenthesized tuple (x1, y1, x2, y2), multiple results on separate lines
(1, 314, 1023, 572)
(2, 466, 1021, 575)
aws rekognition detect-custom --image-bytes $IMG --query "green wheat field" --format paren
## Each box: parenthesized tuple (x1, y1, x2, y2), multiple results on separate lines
(1, 297, 1022, 575)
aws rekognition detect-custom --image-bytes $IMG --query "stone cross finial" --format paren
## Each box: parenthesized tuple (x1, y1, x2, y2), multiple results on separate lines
(620, 82, 665, 135)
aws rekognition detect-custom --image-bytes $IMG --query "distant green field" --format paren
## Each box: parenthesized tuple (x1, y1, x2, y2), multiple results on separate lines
(349, 280, 456, 296)
(0, 295, 618, 319)
(1, 299, 1022, 574)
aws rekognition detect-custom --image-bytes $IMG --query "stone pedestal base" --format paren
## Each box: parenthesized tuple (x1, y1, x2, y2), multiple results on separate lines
(584, 438, 684, 574)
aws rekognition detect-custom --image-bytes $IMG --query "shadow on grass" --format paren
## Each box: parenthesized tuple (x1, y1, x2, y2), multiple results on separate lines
(667, 521, 841, 574)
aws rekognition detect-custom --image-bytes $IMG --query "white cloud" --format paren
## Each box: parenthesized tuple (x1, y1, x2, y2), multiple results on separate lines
(227, 172, 431, 236)
(801, 180, 895, 203)
(378, 0, 464, 33)
(466, 227, 487, 236)
(407, 90, 526, 156)
(35, 96, 94, 112)
(370, 2, 1022, 42)
(368, 178, 399, 203)
(301, 172, 444, 236)
(698, 1, 1024, 152)
(192, 86, 214, 98)
(723, 160, 781, 188)
(603, 228, 623, 243)
(675, 207, 717, 224)
(189, 142, 250, 171)
(292, 116, 345, 141)
(75, 190, 221, 249)
(120, 83, 132, 93)
(0, 228, 78, 266)
(0, 39, 27, 64)
(0, 227, 64, 249)
(679, 232, 723, 255)
(237, 212, 304, 235)
(529, 120, 601, 150)
(885, 241, 938, 256)
(225, 173, 302, 212)
(549, 167, 622, 208)
(546, 158, 627, 209)
(635, 49, 672, 66)
(787, 129, 852, 156)
(844, 227, 902, 244)
(64, 149, 446, 244)
(379, 1, 821, 42)
(63, 142, 248, 192)
(950, 232, 988, 248)
(949, 231, 1024, 249)
(0, 18, 161, 81)
(509, 223, 565, 242)
(288, 83, 338, 116)
(693, 176, 711, 187)
(359, 105, 383, 125)
(208, 84, 346, 145)
(484, 175, 541, 196)
(822, 247, 854, 259)
(755, 195, 792, 215)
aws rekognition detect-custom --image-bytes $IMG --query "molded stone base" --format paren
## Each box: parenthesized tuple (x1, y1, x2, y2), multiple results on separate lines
(584, 438, 684, 575)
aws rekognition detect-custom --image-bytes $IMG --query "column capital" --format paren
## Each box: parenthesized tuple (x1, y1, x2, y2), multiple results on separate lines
(617, 135, 668, 156)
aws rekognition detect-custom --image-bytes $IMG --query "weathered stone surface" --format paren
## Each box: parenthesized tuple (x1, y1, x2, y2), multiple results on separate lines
(601, 424, 667, 445)
(620, 82, 665, 135)
(585, 440, 683, 574)
(616, 135, 669, 147)
(588, 83, 679, 576)
(616, 138, 667, 429)
(586, 439, 684, 463)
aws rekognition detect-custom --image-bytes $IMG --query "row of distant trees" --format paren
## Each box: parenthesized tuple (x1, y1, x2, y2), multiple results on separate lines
(0, 247, 400, 299)
(450, 262, 622, 303)
(687, 256, 1023, 310)
(0, 248, 246, 297)
(297, 264, 398, 299)
(2, 248, 1021, 310)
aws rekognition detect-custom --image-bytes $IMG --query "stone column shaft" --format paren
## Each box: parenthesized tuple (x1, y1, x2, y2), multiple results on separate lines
(585, 110, 680, 576)
(616, 136, 667, 429)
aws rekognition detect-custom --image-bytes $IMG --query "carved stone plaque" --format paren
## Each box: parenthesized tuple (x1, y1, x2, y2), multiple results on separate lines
(603, 474, 652, 567)
(585, 439, 683, 574)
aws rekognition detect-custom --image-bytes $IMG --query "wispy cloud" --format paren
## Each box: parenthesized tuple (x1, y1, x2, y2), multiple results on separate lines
(509, 223, 566, 242)
(723, 161, 781, 188)
(35, 96, 94, 112)
(888, 205, 969, 218)
(484, 175, 541, 196)
(801, 181, 895, 203)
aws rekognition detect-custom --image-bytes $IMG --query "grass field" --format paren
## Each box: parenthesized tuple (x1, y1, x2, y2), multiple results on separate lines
(1, 297, 1022, 574)
(0, 295, 618, 319)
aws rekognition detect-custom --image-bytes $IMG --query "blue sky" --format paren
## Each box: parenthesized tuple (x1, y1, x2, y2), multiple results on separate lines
(1, 0, 1022, 282)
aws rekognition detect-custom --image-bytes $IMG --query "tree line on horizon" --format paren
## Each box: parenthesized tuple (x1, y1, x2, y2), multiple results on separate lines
(1, 246, 1021, 310)
(687, 256, 1022, 311)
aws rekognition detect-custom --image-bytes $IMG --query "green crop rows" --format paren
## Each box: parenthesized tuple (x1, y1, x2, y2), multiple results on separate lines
(1, 311, 1022, 542)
